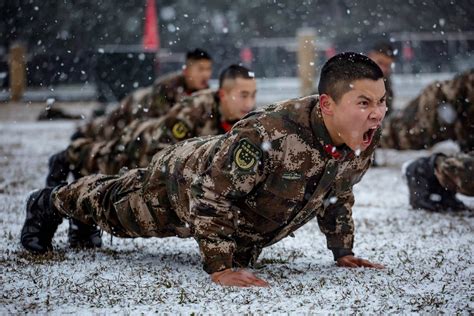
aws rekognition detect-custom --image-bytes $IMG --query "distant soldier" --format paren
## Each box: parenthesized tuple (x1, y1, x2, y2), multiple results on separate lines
(44, 49, 212, 248)
(47, 65, 257, 181)
(75, 48, 213, 141)
(37, 48, 212, 128)
(21, 52, 386, 287)
(368, 42, 396, 115)
(381, 69, 473, 211)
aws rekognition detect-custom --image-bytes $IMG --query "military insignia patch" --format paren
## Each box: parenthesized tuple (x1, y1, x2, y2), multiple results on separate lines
(233, 138, 262, 171)
(282, 171, 302, 180)
(171, 121, 189, 140)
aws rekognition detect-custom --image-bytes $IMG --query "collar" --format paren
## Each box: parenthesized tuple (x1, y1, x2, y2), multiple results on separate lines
(213, 92, 235, 133)
(220, 120, 234, 133)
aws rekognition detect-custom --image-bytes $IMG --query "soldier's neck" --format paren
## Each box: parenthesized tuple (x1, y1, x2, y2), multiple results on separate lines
(320, 112, 344, 146)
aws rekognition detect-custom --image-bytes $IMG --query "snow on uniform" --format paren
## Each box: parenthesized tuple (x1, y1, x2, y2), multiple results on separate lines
(77, 71, 204, 141)
(51, 95, 380, 274)
(381, 69, 474, 195)
(66, 89, 233, 177)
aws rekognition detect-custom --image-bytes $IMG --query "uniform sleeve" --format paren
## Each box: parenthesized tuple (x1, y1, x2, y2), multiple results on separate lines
(149, 97, 202, 149)
(317, 154, 373, 261)
(188, 119, 269, 274)
(317, 189, 355, 260)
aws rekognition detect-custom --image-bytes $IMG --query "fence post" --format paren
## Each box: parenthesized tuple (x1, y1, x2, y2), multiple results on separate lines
(297, 28, 316, 96)
(9, 43, 27, 102)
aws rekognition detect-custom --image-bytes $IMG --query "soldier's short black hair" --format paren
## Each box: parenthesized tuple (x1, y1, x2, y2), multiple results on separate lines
(186, 48, 212, 63)
(370, 42, 396, 59)
(318, 52, 384, 102)
(219, 64, 255, 89)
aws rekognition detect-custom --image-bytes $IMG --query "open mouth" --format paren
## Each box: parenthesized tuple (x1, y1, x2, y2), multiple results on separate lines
(362, 126, 378, 145)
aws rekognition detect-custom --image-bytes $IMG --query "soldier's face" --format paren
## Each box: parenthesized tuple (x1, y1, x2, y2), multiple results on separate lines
(219, 78, 257, 121)
(184, 60, 212, 90)
(368, 52, 394, 77)
(326, 78, 386, 152)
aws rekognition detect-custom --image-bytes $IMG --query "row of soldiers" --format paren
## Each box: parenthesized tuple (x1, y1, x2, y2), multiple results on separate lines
(20, 46, 473, 286)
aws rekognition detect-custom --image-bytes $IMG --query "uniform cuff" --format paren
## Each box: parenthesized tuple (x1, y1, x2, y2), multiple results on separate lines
(198, 239, 235, 274)
(330, 248, 354, 261)
(326, 234, 354, 260)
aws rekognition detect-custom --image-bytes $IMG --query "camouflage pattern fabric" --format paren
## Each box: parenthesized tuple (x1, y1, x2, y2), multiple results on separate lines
(381, 69, 473, 152)
(66, 89, 227, 177)
(52, 95, 380, 274)
(78, 72, 201, 141)
(381, 69, 473, 196)
(435, 151, 474, 196)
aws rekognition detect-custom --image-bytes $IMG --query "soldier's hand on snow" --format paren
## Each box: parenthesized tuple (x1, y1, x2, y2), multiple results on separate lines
(211, 268, 269, 287)
(336, 255, 384, 269)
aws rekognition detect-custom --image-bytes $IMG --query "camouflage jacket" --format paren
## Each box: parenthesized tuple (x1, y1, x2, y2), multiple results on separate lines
(381, 69, 473, 152)
(79, 71, 202, 141)
(130, 89, 230, 164)
(144, 94, 379, 274)
(71, 89, 230, 175)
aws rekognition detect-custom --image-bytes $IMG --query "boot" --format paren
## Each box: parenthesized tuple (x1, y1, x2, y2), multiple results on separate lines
(46, 150, 70, 187)
(405, 154, 467, 212)
(21, 188, 63, 253)
(68, 219, 102, 249)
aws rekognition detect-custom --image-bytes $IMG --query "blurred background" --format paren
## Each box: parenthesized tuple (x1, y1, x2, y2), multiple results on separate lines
(1, 0, 473, 106)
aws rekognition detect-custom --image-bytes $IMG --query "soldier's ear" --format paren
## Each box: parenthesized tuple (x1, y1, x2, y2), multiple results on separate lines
(319, 94, 334, 115)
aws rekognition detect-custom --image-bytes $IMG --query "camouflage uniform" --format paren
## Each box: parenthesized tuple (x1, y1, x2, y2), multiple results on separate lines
(385, 77, 394, 116)
(51, 95, 380, 274)
(67, 89, 230, 177)
(434, 151, 474, 196)
(381, 69, 473, 151)
(78, 72, 201, 141)
(381, 69, 474, 196)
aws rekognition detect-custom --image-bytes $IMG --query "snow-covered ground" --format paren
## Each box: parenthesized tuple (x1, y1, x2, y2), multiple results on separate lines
(0, 104, 473, 314)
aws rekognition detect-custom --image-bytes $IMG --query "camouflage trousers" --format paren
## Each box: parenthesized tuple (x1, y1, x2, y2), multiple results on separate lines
(435, 151, 474, 196)
(51, 169, 190, 239)
(68, 118, 165, 177)
(51, 155, 261, 271)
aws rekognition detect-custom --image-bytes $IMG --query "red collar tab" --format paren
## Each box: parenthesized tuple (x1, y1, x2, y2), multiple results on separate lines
(220, 121, 233, 132)
(323, 144, 343, 160)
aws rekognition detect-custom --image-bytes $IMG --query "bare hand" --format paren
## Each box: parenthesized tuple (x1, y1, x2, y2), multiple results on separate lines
(211, 268, 269, 287)
(336, 255, 384, 269)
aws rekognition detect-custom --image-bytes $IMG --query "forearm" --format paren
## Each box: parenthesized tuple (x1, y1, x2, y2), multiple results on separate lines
(317, 191, 355, 259)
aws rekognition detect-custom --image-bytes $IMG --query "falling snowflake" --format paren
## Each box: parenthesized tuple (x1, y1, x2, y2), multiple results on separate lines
(261, 141, 272, 151)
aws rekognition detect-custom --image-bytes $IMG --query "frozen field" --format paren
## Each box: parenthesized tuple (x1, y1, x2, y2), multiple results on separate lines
(0, 103, 473, 314)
